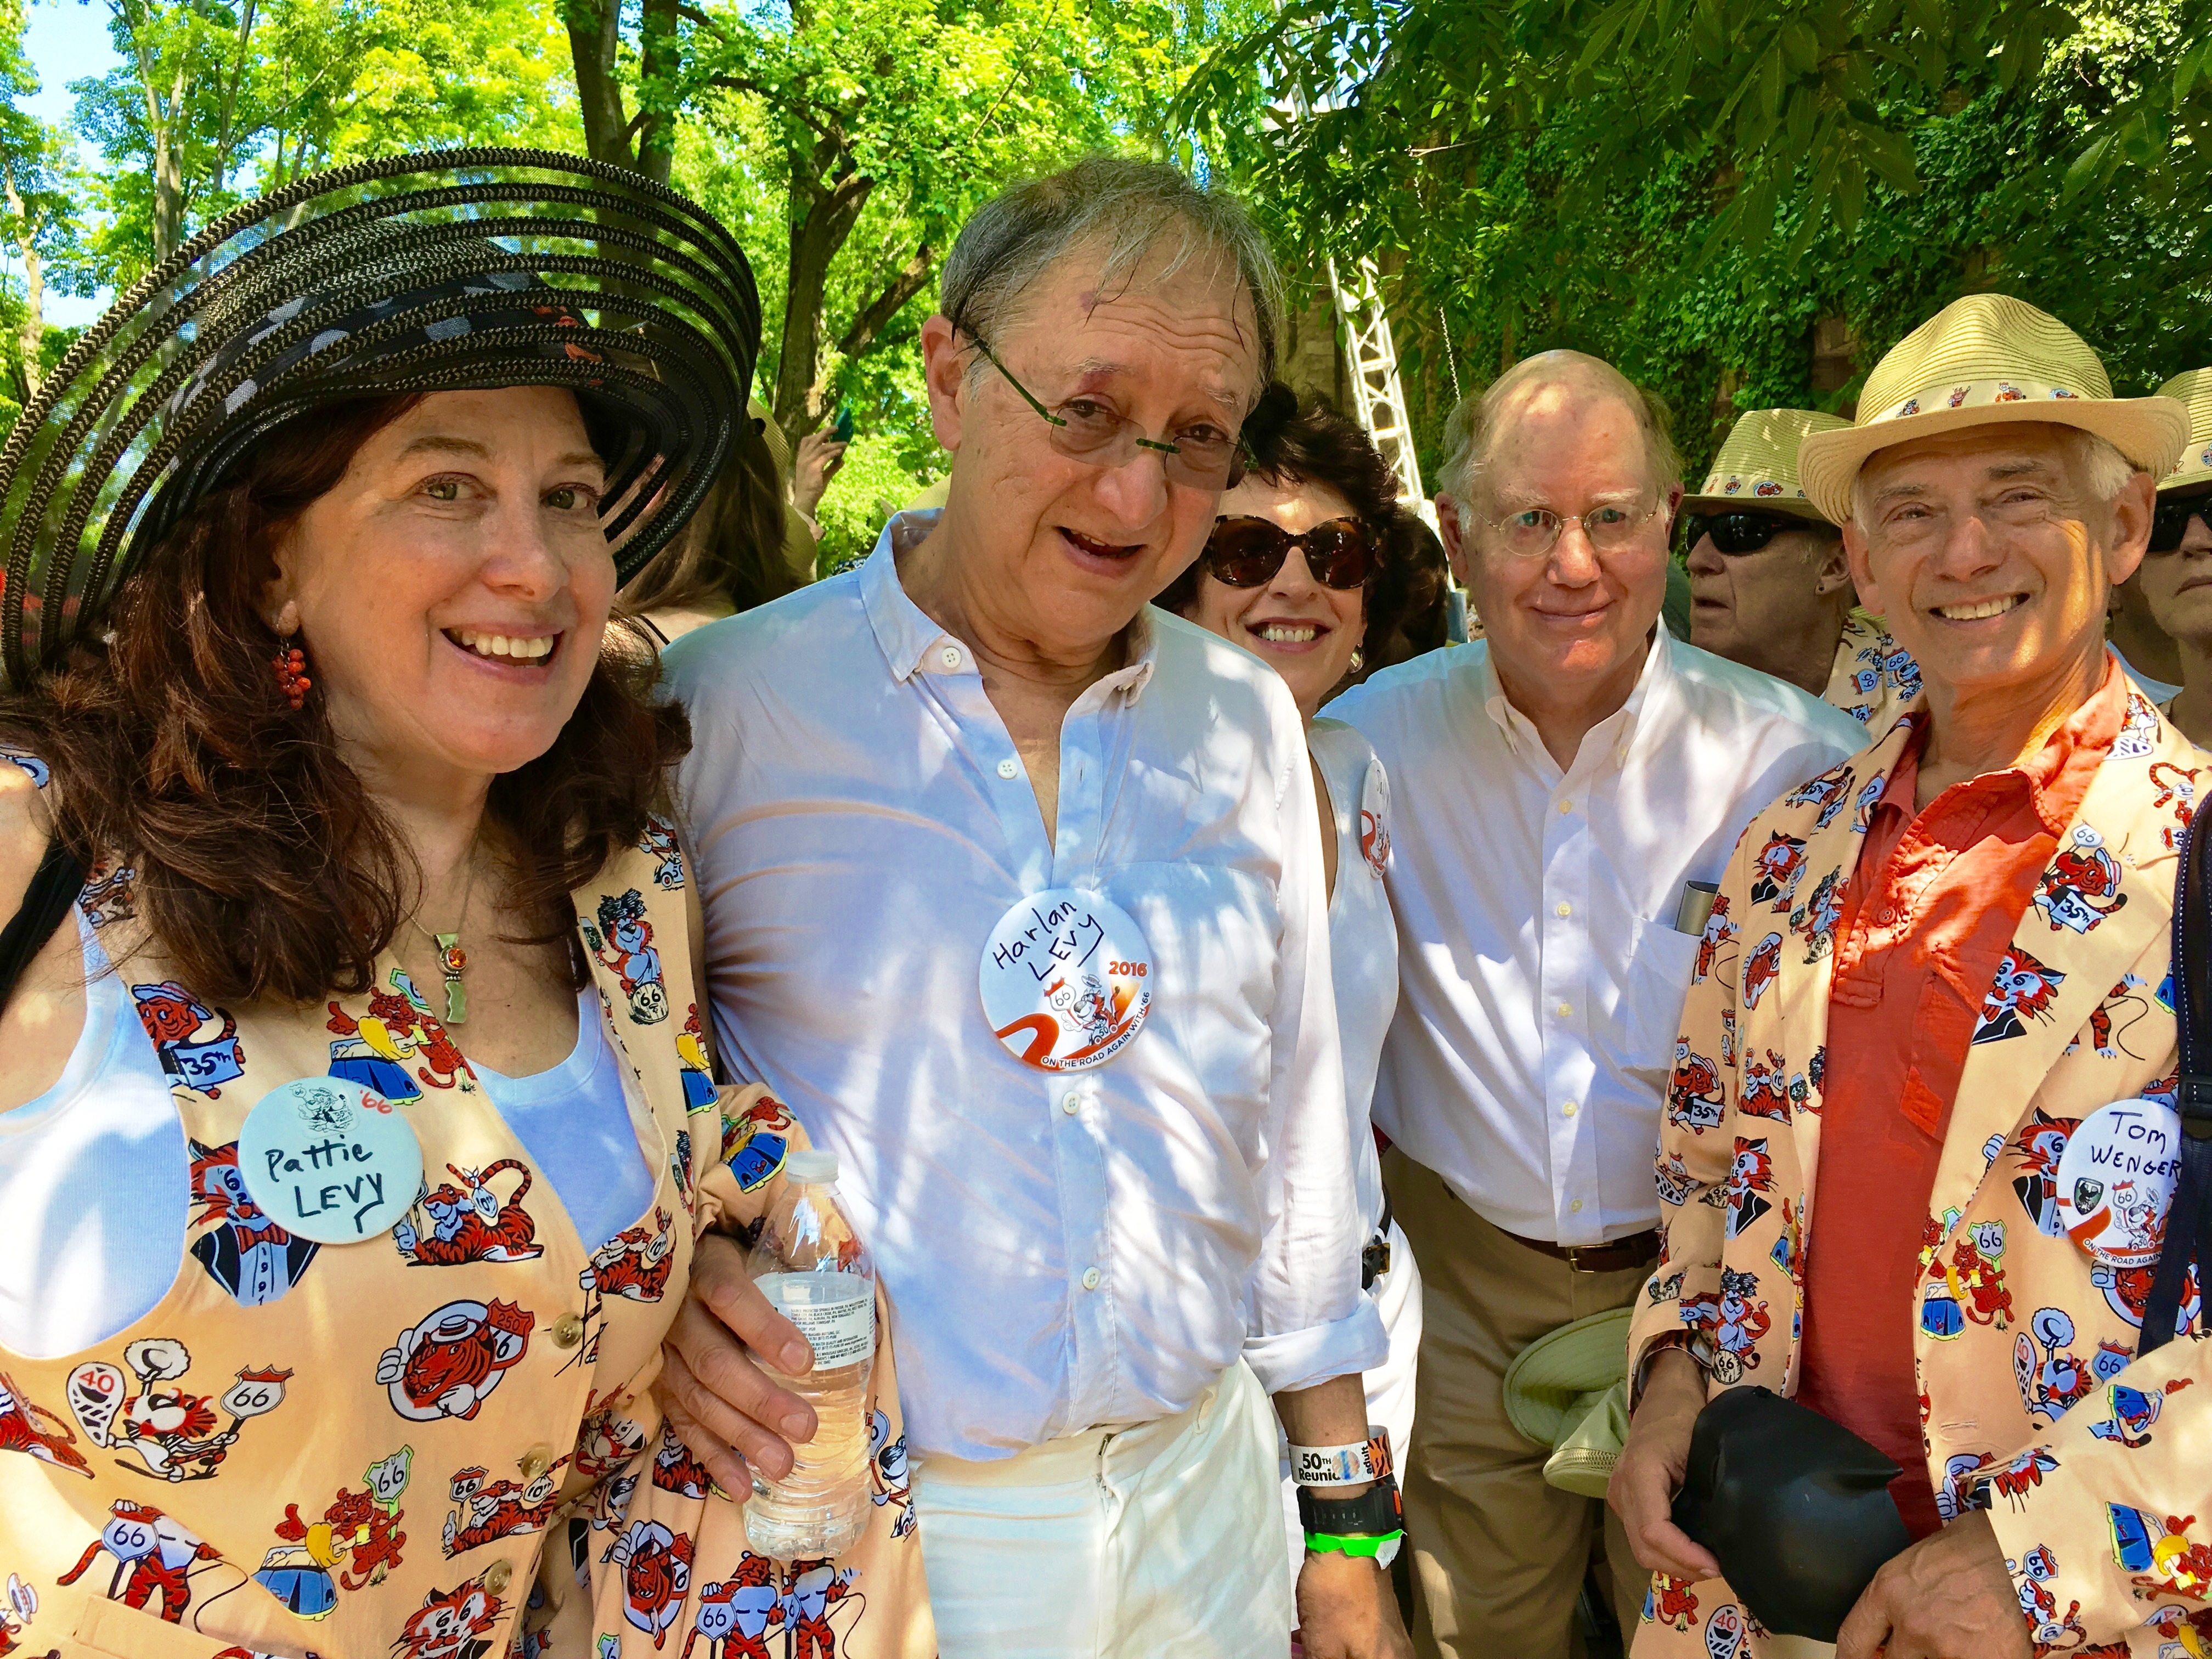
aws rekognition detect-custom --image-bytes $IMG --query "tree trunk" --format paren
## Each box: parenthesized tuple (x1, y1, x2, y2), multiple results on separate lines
(834, 244, 933, 362)
(771, 155, 872, 437)
(565, 0, 679, 179)
(634, 0, 679, 184)
(2, 163, 40, 402)
(565, 0, 633, 168)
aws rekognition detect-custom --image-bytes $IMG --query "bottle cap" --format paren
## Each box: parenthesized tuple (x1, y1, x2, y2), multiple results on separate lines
(784, 1148, 839, 1183)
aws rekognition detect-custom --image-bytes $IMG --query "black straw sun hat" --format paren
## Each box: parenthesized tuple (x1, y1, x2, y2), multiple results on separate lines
(0, 146, 760, 687)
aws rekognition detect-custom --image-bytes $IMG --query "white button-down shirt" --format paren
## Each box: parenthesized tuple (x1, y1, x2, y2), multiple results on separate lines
(1330, 627, 1864, 1245)
(664, 514, 1384, 1463)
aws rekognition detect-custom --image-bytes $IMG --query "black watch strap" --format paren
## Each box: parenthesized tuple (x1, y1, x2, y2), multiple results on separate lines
(1296, 1472, 1403, 1537)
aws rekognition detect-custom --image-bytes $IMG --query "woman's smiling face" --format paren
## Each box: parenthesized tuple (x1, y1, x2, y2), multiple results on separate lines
(1182, 473, 1368, 719)
(268, 386, 616, 790)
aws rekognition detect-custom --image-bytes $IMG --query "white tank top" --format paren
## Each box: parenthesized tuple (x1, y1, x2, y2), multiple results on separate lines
(1310, 718, 1398, 1237)
(0, 916, 654, 1357)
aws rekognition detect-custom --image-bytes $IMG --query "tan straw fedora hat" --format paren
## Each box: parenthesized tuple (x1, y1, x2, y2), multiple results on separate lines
(1797, 295, 2190, 526)
(1681, 407, 1854, 524)
(2157, 369, 2212, 493)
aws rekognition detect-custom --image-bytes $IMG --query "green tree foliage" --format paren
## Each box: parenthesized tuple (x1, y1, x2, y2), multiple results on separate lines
(660, 0, 1270, 461)
(69, 0, 580, 287)
(1183, 0, 2212, 481)
(0, 0, 93, 404)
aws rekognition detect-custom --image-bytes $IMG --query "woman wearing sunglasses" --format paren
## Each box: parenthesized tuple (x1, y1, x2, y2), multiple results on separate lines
(2126, 369, 2212, 742)
(1157, 388, 1447, 1589)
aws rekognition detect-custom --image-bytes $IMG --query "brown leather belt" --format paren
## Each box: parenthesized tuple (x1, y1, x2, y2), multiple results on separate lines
(1499, 1226, 1662, 1274)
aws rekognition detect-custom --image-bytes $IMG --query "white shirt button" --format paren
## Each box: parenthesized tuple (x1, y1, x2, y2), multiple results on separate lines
(1555, 1002, 1572, 1018)
(1561, 1101, 1579, 1119)
(1555, 901, 1572, 918)
(1061, 1092, 1081, 1116)
(1570, 1199, 1584, 1214)
(997, 758, 1020, 780)
(1082, 1267, 1103, 1291)
(940, 645, 962, 669)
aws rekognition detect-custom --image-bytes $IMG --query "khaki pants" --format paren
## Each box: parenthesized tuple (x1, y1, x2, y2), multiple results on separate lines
(1389, 1148, 1651, 1659)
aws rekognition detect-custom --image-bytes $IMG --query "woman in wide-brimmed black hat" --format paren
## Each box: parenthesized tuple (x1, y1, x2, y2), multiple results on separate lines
(0, 150, 933, 1658)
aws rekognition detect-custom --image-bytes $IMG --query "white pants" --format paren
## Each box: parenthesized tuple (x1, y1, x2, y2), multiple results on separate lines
(913, 1359, 1293, 1657)
(1276, 1217, 1422, 1583)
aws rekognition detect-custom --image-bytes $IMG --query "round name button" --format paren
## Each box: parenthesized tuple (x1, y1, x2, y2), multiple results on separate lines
(239, 1076, 424, 1245)
(2055, 1096, 2185, 1268)
(980, 888, 1153, 1073)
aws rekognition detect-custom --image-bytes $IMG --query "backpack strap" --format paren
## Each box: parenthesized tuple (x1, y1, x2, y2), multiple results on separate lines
(0, 834, 87, 1012)
(2145, 812, 2212, 1352)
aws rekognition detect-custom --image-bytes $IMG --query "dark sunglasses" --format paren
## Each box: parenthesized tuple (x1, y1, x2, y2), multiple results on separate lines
(1203, 516, 1376, 589)
(2151, 488, 2212, 554)
(1679, 510, 1818, 555)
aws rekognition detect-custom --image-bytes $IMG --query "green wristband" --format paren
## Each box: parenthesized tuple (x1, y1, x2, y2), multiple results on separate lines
(1304, 1529, 1405, 1559)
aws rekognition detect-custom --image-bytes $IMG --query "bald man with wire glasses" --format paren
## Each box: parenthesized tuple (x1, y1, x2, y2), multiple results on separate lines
(1329, 356, 1864, 1659)
(1683, 406, 1923, 732)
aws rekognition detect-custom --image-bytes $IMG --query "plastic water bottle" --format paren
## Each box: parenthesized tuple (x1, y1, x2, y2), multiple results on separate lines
(743, 1147, 876, 1559)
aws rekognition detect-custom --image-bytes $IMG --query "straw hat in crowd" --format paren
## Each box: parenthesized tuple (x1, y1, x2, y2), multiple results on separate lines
(1798, 294, 2191, 525)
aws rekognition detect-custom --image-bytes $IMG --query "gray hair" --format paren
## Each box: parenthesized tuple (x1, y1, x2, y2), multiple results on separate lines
(1849, 426, 2141, 533)
(939, 155, 1284, 391)
(1436, 351, 1682, 534)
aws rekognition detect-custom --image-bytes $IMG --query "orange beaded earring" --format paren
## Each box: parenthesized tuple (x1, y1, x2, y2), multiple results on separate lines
(273, 641, 311, 709)
(270, 601, 311, 710)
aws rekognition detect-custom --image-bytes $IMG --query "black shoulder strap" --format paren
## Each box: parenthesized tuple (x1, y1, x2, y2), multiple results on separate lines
(0, 834, 87, 1013)
(2144, 813, 2212, 1352)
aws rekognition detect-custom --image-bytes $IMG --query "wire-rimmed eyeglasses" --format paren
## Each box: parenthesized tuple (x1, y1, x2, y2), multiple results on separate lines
(964, 331, 1248, 491)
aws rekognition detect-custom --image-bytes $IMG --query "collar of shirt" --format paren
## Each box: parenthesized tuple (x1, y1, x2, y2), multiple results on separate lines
(1477, 620, 1677, 782)
(861, 510, 1159, 703)
(1865, 653, 2126, 842)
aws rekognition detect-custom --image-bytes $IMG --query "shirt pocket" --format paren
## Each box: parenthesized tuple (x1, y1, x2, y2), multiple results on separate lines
(72, 1593, 298, 1659)
(1621, 917, 1703, 1092)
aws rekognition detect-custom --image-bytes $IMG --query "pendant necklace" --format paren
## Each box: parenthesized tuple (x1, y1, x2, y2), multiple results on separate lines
(411, 854, 479, 1026)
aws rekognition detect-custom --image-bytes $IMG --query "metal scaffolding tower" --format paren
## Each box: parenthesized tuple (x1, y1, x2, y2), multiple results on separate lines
(1324, 255, 1435, 531)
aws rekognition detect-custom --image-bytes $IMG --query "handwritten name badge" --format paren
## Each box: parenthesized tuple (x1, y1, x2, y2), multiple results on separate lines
(239, 1076, 424, 1245)
(2055, 1097, 2184, 1267)
(980, 888, 1153, 1073)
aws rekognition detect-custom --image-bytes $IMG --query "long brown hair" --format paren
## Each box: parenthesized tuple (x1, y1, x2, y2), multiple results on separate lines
(0, 393, 692, 1004)
(619, 418, 795, 618)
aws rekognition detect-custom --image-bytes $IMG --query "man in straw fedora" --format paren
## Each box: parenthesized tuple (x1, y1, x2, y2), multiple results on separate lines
(1683, 407, 1921, 733)
(2123, 369, 2212, 744)
(1610, 292, 2204, 1659)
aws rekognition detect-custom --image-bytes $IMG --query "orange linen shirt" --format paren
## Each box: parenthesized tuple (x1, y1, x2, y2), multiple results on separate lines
(1795, 660, 2125, 1537)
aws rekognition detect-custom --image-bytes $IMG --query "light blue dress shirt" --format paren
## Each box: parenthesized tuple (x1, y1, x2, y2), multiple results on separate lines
(664, 512, 1385, 1463)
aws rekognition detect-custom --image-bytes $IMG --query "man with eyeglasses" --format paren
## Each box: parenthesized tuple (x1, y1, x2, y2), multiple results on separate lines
(2125, 368, 2212, 743)
(654, 157, 1410, 1659)
(1328, 351, 1862, 1659)
(1612, 295, 2204, 1659)
(1682, 406, 1922, 733)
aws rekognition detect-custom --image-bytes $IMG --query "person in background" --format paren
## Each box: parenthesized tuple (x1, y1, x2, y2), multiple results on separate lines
(750, 397, 843, 583)
(2107, 564, 2186, 702)
(1684, 406, 1921, 731)
(620, 415, 798, 641)
(1158, 387, 1431, 1595)
(1611, 294, 2200, 1659)
(2130, 366, 2212, 742)
(793, 424, 850, 531)
(656, 157, 1410, 1658)
(1329, 351, 1864, 1659)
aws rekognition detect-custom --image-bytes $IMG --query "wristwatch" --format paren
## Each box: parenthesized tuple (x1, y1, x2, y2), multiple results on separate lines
(1297, 1474, 1405, 1568)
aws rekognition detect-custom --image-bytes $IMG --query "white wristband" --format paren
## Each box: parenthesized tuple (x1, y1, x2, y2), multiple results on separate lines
(1289, 1427, 1393, 1488)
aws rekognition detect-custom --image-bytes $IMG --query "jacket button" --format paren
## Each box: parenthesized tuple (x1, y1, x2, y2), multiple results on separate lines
(552, 1314, 586, 1349)
(483, 1558, 513, 1594)
(519, 1446, 553, 1481)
